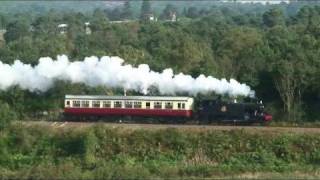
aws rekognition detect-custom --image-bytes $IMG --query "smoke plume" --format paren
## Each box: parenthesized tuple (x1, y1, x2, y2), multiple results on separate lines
(0, 55, 254, 97)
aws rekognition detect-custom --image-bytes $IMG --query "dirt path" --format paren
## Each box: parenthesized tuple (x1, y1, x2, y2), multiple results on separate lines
(19, 121, 320, 134)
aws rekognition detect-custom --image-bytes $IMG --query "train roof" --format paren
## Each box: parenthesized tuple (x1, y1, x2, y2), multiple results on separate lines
(65, 95, 193, 101)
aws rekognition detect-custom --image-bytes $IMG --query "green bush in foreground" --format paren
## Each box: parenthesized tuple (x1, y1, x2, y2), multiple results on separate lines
(0, 101, 16, 130)
(0, 124, 320, 179)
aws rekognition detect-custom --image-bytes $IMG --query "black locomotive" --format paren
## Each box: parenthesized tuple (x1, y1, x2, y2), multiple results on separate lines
(197, 97, 272, 124)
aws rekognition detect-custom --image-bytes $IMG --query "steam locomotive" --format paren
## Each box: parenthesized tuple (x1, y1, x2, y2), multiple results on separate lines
(63, 95, 272, 124)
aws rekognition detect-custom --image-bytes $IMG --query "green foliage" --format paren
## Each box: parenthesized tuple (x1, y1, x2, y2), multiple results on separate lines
(263, 8, 285, 27)
(0, 101, 16, 129)
(1, 125, 320, 178)
(4, 20, 31, 43)
(140, 0, 152, 21)
(83, 130, 98, 167)
(0, 4, 320, 122)
(121, 1, 133, 20)
(160, 4, 178, 20)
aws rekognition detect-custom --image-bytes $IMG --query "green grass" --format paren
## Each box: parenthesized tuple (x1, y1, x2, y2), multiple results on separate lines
(0, 124, 320, 179)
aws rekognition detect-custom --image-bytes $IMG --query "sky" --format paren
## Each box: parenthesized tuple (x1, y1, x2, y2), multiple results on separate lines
(222, 0, 290, 4)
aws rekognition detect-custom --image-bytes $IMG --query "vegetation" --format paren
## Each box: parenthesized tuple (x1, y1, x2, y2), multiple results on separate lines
(0, 2, 319, 124)
(0, 2, 319, 178)
(0, 124, 319, 179)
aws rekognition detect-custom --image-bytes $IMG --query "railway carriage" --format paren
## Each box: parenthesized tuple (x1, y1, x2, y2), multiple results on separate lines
(64, 95, 194, 118)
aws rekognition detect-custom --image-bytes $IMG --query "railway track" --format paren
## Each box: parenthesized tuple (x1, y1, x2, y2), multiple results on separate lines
(20, 121, 320, 134)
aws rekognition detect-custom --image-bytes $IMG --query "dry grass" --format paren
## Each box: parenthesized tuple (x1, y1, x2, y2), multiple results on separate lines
(183, 148, 219, 167)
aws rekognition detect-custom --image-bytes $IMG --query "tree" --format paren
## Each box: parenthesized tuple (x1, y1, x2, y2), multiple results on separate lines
(160, 4, 177, 20)
(216, 27, 264, 86)
(186, 7, 199, 18)
(295, 6, 320, 35)
(171, 36, 215, 75)
(272, 60, 303, 121)
(262, 8, 285, 27)
(7, 36, 40, 64)
(265, 25, 317, 121)
(0, 14, 7, 29)
(182, 7, 187, 17)
(90, 9, 109, 32)
(140, 0, 152, 21)
(73, 34, 90, 58)
(121, 1, 133, 20)
(116, 45, 150, 65)
(4, 20, 30, 42)
(34, 35, 67, 58)
(32, 11, 60, 35)
(107, 7, 122, 21)
(0, 101, 16, 129)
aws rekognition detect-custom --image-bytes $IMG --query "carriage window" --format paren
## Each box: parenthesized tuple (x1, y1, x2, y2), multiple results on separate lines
(66, 101, 70, 106)
(154, 102, 162, 109)
(73, 100, 80, 107)
(146, 102, 150, 109)
(125, 101, 133, 108)
(134, 102, 142, 108)
(114, 101, 122, 108)
(177, 103, 185, 109)
(165, 102, 173, 109)
(103, 101, 111, 108)
(81, 101, 89, 108)
(92, 101, 100, 108)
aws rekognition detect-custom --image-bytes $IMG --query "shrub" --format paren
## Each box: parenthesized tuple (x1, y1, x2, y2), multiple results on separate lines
(0, 101, 16, 129)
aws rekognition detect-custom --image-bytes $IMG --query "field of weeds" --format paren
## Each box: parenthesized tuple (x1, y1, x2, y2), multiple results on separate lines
(0, 124, 320, 179)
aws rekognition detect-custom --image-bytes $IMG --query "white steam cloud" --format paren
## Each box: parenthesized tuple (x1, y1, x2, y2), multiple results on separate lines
(0, 55, 254, 97)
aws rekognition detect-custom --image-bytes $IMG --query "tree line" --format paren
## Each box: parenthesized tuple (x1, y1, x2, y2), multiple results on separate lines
(0, 2, 319, 123)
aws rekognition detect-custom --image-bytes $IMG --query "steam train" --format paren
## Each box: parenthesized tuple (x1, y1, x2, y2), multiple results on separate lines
(63, 95, 272, 124)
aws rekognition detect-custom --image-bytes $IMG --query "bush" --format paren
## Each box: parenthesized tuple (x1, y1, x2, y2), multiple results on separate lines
(0, 101, 16, 129)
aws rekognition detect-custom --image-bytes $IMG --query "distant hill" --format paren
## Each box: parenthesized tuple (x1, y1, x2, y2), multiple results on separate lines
(0, 1, 111, 14)
(0, 1, 318, 17)
(0, 1, 291, 15)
